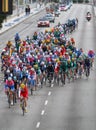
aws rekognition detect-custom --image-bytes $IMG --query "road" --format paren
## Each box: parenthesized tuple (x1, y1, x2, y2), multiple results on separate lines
(0, 3, 96, 130)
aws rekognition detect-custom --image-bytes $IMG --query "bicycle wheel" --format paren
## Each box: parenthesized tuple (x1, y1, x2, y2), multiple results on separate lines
(57, 74, 60, 86)
(30, 88, 33, 95)
(62, 72, 66, 85)
(13, 92, 16, 105)
(63, 73, 66, 85)
(8, 94, 11, 108)
(49, 77, 52, 87)
(22, 100, 25, 116)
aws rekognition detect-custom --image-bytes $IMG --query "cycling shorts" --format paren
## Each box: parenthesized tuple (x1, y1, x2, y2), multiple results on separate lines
(5, 85, 15, 91)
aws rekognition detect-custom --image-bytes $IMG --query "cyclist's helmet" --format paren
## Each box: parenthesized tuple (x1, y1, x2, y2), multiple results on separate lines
(67, 59, 71, 63)
(20, 83, 25, 89)
(8, 77, 12, 81)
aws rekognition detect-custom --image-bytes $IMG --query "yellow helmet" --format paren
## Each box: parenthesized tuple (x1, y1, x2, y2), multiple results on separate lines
(7, 41, 12, 46)
(67, 59, 71, 63)
(45, 29, 48, 33)
(34, 64, 38, 69)
(20, 83, 25, 89)
(72, 58, 75, 61)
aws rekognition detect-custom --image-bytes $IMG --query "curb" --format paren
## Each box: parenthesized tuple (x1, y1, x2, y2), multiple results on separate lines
(0, 6, 46, 35)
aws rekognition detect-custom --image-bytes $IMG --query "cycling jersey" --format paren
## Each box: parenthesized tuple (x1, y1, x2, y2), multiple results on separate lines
(5, 80, 15, 91)
(20, 87, 28, 98)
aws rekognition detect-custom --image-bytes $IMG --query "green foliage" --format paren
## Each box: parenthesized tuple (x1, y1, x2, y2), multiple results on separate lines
(51, 0, 59, 3)
(78, 0, 84, 3)
(72, 0, 78, 3)
(0, 14, 6, 28)
(85, 0, 89, 3)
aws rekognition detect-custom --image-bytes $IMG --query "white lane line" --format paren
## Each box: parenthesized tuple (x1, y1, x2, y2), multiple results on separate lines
(36, 122, 40, 128)
(51, 84, 54, 87)
(44, 100, 48, 105)
(41, 110, 45, 115)
(48, 91, 51, 96)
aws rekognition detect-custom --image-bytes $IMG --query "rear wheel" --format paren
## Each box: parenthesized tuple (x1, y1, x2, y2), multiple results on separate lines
(22, 100, 25, 116)
(8, 94, 11, 108)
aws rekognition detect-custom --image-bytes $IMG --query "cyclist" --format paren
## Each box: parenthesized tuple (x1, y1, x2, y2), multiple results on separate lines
(67, 59, 73, 80)
(46, 62, 54, 81)
(60, 58, 67, 84)
(20, 83, 28, 112)
(60, 58, 67, 73)
(14, 33, 21, 52)
(28, 68, 37, 91)
(84, 56, 91, 76)
(5, 77, 15, 105)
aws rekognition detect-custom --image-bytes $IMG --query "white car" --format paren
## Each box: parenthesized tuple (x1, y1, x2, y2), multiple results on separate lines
(37, 17, 50, 27)
(59, 5, 67, 11)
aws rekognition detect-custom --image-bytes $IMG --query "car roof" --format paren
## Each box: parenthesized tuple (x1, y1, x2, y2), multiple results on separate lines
(39, 17, 49, 21)
(45, 13, 53, 16)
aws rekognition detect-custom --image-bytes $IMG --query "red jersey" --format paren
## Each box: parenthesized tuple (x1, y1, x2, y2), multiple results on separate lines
(20, 87, 28, 98)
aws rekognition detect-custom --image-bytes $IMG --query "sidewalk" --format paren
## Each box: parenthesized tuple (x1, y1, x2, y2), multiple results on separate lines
(0, 3, 47, 34)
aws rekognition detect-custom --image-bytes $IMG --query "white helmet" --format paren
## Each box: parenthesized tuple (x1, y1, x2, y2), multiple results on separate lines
(8, 77, 12, 81)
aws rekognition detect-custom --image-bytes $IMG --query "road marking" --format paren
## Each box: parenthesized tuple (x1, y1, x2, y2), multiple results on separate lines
(36, 122, 40, 128)
(44, 100, 48, 105)
(41, 110, 45, 115)
(51, 84, 54, 87)
(48, 91, 51, 96)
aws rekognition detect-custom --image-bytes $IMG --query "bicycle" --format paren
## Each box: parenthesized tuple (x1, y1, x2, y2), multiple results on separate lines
(20, 98, 26, 116)
(67, 69, 71, 83)
(48, 72, 54, 87)
(60, 71, 66, 86)
(85, 66, 90, 77)
(54, 71, 60, 86)
(7, 90, 15, 108)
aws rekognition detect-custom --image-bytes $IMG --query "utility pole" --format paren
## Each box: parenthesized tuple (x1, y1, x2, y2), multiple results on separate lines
(16, 0, 19, 16)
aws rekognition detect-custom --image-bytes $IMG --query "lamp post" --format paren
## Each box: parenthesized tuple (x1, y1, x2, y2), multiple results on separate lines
(16, 0, 19, 16)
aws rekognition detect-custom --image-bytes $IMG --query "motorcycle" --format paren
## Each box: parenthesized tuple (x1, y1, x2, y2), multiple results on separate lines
(86, 12, 91, 21)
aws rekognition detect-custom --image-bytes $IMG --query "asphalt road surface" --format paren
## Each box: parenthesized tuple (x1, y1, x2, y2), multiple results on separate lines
(0, 3, 96, 130)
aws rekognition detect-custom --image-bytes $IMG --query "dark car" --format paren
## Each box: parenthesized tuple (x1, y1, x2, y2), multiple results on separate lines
(44, 13, 55, 23)
(37, 17, 50, 27)
(54, 10, 60, 17)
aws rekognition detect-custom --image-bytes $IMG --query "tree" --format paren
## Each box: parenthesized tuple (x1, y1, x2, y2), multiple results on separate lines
(0, 14, 6, 28)
(78, 0, 83, 3)
(51, 0, 59, 3)
(73, 0, 78, 3)
(85, 0, 89, 3)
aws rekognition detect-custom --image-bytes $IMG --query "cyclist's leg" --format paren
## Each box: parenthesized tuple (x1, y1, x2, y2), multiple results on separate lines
(10, 87, 15, 105)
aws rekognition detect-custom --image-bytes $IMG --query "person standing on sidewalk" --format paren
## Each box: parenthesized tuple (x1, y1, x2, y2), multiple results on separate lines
(25, 5, 30, 15)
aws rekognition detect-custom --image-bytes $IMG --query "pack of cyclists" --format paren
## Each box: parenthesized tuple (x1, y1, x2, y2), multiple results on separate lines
(1, 18, 95, 113)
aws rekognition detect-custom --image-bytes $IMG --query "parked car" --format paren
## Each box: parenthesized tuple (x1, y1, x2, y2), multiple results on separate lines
(37, 17, 50, 27)
(59, 4, 67, 11)
(54, 10, 60, 17)
(44, 13, 55, 23)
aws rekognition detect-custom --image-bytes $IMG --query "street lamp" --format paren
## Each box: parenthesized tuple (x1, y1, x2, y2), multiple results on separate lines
(16, 0, 19, 16)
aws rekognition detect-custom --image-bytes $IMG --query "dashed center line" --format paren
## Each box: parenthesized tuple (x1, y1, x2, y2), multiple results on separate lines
(51, 84, 54, 87)
(41, 110, 45, 115)
(36, 122, 40, 128)
(44, 100, 48, 105)
(48, 91, 51, 96)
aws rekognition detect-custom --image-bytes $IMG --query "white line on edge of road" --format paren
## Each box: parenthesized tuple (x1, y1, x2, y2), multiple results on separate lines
(36, 122, 40, 128)
(44, 100, 48, 105)
(41, 110, 45, 115)
(48, 91, 51, 96)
